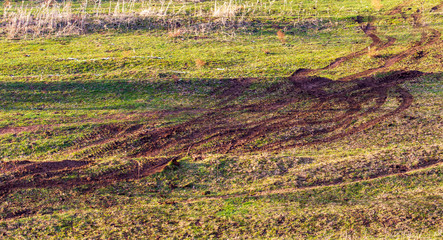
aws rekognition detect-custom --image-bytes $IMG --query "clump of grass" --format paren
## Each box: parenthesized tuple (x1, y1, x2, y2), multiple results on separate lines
(168, 29, 182, 38)
(3, 1, 83, 39)
(367, 46, 377, 57)
(3, 0, 12, 8)
(212, 1, 240, 18)
(211, 1, 243, 26)
(371, 0, 383, 11)
(195, 59, 206, 68)
(262, 49, 271, 55)
(0, 0, 247, 39)
(277, 30, 286, 44)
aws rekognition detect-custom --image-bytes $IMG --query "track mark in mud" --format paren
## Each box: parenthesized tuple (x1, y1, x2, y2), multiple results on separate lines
(184, 158, 443, 204)
(0, 157, 177, 198)
(337, 29, 441, 81)
(0, 160, 91, 175)
(430, 3, 443, 12)
(388, 0, 415, 15)
(0, 70, 427, 196)
(0, 1, 441, 196)
(1, 208, 37, 221)
(291, 21, 396, 77)
(0, 111, 196, 137)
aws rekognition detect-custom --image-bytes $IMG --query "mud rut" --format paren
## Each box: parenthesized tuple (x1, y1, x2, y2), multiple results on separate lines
(1, 1, 442, 198)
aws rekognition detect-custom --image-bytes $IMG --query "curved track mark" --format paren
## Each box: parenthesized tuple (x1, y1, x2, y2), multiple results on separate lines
(184, 159, 443, 204)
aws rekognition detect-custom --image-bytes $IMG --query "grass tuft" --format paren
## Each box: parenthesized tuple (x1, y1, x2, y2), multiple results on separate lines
(195, 58, 206, 68)
(277, 30, 286, 44)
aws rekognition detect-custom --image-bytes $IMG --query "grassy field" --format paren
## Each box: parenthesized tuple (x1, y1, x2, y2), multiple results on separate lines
(0, 0, 442, 239)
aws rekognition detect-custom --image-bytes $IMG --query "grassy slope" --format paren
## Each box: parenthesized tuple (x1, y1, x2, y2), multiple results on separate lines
(0, 0, 442, 239)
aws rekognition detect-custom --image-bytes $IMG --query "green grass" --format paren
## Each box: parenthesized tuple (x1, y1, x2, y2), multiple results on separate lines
(0, 0, 442, 239)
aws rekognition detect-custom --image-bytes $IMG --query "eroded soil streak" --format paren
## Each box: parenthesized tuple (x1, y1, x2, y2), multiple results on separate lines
(1, 1, 441, 199)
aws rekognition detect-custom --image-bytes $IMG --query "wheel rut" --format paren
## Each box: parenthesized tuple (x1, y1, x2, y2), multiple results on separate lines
(184, 159, 443, 204)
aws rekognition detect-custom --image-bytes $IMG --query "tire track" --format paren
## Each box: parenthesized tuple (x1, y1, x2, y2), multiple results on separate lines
(184, 158, 443, 204)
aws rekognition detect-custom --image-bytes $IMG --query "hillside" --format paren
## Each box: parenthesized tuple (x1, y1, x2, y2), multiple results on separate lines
(0, 0, 442, 238)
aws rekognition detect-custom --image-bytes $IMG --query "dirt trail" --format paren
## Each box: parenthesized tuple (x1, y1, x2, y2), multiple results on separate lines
(0, 160, 91, 175)
(184, 159, 443, 204)
(338, 29, 441, 81)
(0, 157, 177, 196)
(388, 0, 415, 15)
(1, 1, 441, 197)
(0, 110, 203, 137)
(290, 21, 396, 77)
(430, 2, 443, 12)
